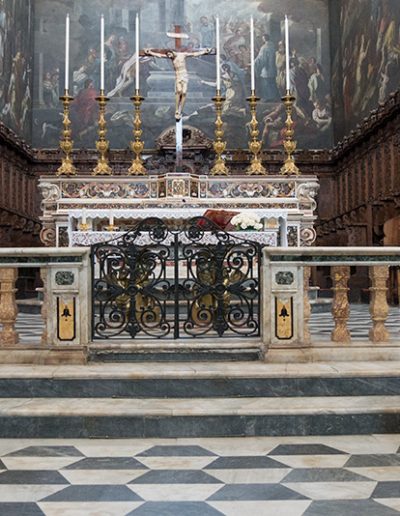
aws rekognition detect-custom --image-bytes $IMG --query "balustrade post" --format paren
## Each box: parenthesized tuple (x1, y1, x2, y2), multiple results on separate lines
(303, 266, 311, 345)
(369, 265, 390, 343)
(0, 268, 19, 346)
(331, 265, 351, 343)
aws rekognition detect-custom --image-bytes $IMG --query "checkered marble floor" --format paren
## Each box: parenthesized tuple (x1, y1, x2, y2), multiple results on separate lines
(9, 304, 400, 344)
(0, 435, 399, 515)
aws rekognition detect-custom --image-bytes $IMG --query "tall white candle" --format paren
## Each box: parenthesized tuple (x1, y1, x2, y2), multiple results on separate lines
(250, 16, 255, 92)
(216, 16, 221, 91)
(65, 14, 70, 91)
(109, 210, 114, 226)
(100, 14, 105, 91)
(285, 15, 290, 92)
(135, 14, 140, 91)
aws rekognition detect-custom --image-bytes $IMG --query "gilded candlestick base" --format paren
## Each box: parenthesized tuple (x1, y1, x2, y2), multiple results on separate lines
(105, 224, 117, 232)
(57, 92, 77, 176)
(211, 92, 229, 176)
(93, 91, 112, 176)
(280, 91, 300, 176)
(78, 223, 89, 232)
(246, 91, 267, 175)
(129, 91, 146, 176)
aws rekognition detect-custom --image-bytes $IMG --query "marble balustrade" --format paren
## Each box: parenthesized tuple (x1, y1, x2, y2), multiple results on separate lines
(262, 247, 400, 357)
(0, 247, 399, 364)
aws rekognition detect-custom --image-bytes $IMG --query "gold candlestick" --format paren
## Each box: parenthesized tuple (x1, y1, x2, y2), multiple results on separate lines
(92, 90, 112, 176)
(211, 90, 229, 176)
(246, 90, 267, 175)
(280, 90, 300, 176)
(129, 90, 146, 175)
(57, 90, 76, 176)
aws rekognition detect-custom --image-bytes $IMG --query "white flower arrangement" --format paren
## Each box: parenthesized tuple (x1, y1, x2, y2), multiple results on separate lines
(231, 212, 263, 231)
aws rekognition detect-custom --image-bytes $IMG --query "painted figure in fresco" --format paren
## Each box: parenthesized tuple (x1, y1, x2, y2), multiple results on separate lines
(71, 78, 98, 139)
(308, 64, 328, 105)
(255, 34, 279, 101)
(275, 41, 286, 94)
(144, 47, 213, 121)
(199, 16, 214, 48)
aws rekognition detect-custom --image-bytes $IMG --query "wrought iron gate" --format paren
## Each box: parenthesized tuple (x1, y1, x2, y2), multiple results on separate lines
(91, 217, 261, 340)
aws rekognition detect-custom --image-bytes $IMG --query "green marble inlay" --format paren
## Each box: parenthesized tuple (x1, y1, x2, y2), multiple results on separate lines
(269, 255, 400, 263)
(0, 256, 83, 265)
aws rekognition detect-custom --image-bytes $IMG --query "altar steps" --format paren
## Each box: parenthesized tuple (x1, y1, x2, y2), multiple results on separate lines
(0, 362, 399, 438)
(88, 341, 262, 363)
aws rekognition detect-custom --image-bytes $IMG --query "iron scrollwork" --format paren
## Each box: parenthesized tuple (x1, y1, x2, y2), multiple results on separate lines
(91, 217, 261, 340)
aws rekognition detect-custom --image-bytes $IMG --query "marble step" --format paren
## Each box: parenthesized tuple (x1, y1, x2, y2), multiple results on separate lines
(0, 362, 399, 398)
(0, 396, 399, 438)
(88, 342, 262, 363)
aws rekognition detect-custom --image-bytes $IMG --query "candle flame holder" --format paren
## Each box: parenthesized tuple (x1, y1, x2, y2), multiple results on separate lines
(57, 90, 77, 176)
(280, 90, 300, 176)
(129, 90, 146, 176)
(246, 91, 267, 175)
(78, 223, 90, 232)
(92, 90, 112, 176)
(211, 90, 229, 176)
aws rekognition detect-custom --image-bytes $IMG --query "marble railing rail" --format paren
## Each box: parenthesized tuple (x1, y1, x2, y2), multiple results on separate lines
(262, 247, 400, 351)
(0, 248, 90, 353)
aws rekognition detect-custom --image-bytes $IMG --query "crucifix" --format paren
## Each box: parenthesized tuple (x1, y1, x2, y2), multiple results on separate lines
(144, 26, 214, 170)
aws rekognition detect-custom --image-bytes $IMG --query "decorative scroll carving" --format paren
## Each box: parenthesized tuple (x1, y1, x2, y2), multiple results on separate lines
(0, 268, 19, 346)
(369, 265, 390, 343)
(303, 266, 311, 345)
(300, 227, 317, 247)
(40, 222, 57, 247)
(331, 265, 351, 343)
(40, 183, 61, 203)
(296, 182, 320, 211)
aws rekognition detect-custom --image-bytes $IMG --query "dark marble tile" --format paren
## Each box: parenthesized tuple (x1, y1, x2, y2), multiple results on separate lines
(345, 454, 400, 468)
(372, 481, 400, 498)
(0, 470, 68, 485)
(41, 485, 143, 502)
(0, 503, 44, 516)
(127, 501, 224, 515)
(64, 457, 146, 470)
(283, 468, 370, 482)
(5, 446, 83, 457)
(138, 445, 216, 457)
(130, 470, 221, 484)
(0, 460, 5, 469)
(208, 484, 309, 501)
(304, 500, 399, 516)
(269, 444, 345, 455)
(205, 456, 288, 469)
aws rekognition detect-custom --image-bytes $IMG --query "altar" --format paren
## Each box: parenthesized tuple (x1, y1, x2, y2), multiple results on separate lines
(39, 172, 319, 248)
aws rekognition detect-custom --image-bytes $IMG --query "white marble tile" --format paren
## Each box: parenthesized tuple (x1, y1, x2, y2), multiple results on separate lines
(38, 501, 144, 516)
(74, 443, 151, 458)
(319, 435, 400, 455)
(374, 498, 400, 512)
(273, 455, 349, 469)
(209, 468, 291, 484)
(208, 500, 312, 516)
(346, 466, 400, 481)
(136, 457, 215, 470)
(60, 469, 147, 485)
(128, 483, 222, 501)
(283, 481, 377, 500)
(2, 457, 81, 470)
(0, 484, 68, 502)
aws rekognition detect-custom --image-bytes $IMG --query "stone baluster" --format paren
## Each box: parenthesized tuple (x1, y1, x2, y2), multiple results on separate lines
(0, 268, 19, 346)
(303, 266, 311, 345)
(331, 265, 351, 343)
(369, 265, 390, 343)
(39, 268, 49, 346)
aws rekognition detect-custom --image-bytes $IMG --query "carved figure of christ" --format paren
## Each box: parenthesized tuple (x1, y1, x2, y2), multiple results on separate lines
(144, 46, 214, 121)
